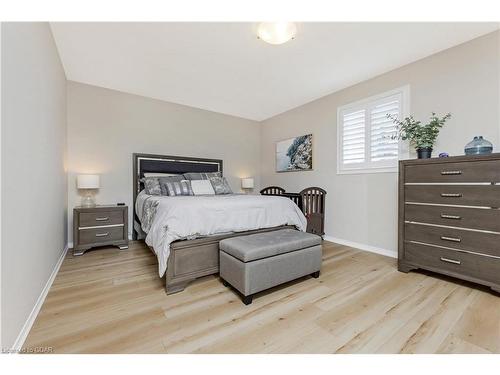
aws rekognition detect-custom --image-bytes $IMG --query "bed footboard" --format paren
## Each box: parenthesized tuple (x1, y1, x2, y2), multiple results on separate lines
(165, 239, 220, 294)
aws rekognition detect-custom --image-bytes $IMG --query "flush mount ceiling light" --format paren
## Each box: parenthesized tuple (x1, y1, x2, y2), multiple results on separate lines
(257, 22, 297, 45)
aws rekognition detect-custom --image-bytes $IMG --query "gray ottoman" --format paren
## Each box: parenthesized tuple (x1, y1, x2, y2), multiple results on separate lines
(219, 229, 322, 305)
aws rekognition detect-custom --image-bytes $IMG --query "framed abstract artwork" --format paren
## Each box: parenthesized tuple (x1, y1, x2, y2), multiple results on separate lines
(276, 134, 313, 172)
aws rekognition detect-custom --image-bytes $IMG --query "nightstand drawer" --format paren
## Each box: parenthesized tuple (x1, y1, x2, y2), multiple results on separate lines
(78, 226, 125, 245)
(79, 210, 124, 227)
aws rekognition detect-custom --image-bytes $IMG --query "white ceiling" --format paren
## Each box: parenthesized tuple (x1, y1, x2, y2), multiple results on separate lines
(50, 22, 498, 121)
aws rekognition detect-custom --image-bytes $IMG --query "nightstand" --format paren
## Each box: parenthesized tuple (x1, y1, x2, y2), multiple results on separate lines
(73, 205, 129, 256)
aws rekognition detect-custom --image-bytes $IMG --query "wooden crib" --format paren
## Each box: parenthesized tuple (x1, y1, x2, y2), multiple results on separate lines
(260, 186, 326, 237)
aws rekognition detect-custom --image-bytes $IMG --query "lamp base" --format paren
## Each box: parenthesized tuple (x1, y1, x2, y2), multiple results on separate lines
(81, 192, 96, 208)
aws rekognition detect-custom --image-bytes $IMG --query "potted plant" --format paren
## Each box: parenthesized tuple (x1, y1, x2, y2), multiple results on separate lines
(387, 112, 451, 159)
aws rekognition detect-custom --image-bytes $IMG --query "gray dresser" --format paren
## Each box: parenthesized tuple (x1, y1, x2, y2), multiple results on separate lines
(73, 205, 129, 256)
(399, 154, 500, 293)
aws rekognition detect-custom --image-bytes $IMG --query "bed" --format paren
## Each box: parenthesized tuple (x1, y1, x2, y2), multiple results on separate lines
(132, 153, 307, 294)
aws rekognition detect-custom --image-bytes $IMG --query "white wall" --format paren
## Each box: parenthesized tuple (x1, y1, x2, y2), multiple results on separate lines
(66, 81, 261, 245)
(1, 23, 67, 348)
(260, 31, 500, 255)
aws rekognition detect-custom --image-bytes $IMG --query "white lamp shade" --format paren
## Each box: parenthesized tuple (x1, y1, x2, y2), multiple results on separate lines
(241, 178, 254, 189)
(77, 174, 100, 189)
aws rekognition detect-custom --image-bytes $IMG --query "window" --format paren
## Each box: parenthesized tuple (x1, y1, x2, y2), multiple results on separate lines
(337, 86, 409, 174)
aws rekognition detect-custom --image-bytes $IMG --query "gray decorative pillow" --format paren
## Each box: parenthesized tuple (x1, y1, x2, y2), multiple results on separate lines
(183, 172, 221, 180)
(142, 177, 162, 195)
(162, 180, 194, 196)
(209, 176, 233, 195)
(158, 175, 186, 195)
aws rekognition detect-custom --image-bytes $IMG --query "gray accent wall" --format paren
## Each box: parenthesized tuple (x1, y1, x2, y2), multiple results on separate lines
(260, 31, 500, 256)
(1, 23, 67, 348)
(66, 81, 261, 245)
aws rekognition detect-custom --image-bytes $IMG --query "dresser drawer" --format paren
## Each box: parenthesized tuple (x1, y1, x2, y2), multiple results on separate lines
(405, 223, 500, 258)
(78, 226, 125, 245)
(79, 210, 124, 227)
(404, 242, 500, 285)
(405, 184, 500, 207)
(405, 159, 500, 183)
(405, 204, 500, 232)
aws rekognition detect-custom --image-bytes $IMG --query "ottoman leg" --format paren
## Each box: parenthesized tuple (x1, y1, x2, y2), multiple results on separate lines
(311, 271, 320, 278)
(222, 279, 229, 287)
(242, 295, 253, 305)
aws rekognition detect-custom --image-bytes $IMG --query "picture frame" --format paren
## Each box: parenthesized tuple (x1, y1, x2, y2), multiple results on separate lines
(276, 134, 313, 172)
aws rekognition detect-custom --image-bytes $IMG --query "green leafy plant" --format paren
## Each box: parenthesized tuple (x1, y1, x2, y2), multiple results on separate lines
(387, 112, 452, 150)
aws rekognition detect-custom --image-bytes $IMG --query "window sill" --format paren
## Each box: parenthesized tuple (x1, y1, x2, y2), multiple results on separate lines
(337, 166, 398, 175)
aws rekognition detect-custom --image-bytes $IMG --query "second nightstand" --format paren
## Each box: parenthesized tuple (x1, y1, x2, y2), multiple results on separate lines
(73, 205, 129, 256)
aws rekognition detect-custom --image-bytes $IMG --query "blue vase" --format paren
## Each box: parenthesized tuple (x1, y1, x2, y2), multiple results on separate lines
(464, 136, 493, 155)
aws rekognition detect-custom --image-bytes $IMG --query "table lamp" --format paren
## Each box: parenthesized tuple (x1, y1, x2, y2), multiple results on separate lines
(77, 174, 100, 207)
(241, 177, 254, 193)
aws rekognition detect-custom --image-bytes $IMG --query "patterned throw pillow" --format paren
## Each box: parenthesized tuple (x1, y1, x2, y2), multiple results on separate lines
(162, 180, 194, 196)
(183, 172, 221, 180)
(209, 176, 233, 195)
(142, 177, 162, 195)
(158, 175, 188, 195)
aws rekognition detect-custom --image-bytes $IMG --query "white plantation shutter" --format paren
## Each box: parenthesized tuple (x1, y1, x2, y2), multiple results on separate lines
(338, 88, 406, 174)
(342, 109, 365, 164)
(370, 97, 400, 162)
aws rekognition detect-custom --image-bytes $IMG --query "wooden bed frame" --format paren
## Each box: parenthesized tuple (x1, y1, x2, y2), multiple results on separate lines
(132, 153, 292, 294)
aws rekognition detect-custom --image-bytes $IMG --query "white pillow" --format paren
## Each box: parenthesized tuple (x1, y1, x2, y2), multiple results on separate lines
(191, 180, 215, 195)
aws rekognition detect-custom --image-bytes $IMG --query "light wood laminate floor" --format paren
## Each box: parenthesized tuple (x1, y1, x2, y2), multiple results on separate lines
(24, 240, 499, 353)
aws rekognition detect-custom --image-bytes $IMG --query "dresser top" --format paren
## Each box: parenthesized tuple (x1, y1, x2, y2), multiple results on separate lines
(399, 153, 500, 166)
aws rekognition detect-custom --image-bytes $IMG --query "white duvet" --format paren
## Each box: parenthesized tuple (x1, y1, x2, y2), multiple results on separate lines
(141, 193, 307, 276)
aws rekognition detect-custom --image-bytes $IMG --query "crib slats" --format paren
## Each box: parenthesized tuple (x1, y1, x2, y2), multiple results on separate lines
(260, 186, 286, 195)
(259, 186, 326, 237)
(299, 187, 326, 237)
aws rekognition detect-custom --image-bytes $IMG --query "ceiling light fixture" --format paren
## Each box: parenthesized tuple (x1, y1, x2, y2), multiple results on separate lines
(257, 22, 297, 45)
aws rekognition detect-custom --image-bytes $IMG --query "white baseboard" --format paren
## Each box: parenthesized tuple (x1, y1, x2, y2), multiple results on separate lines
(11, 244, 68, 352)
(323, 235, 397, 259)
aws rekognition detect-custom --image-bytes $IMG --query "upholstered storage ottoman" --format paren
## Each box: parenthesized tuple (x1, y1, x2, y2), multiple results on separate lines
(219, 229, 322, 305)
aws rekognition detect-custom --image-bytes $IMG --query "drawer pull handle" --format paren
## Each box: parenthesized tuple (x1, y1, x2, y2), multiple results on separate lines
(441, 193, 462, 198)
(440, 257, 461, 265)
(441, 214, 461, 220)
(95, 217, 109, 221)
(95, 232, 109, 237)
(441, 170, 462, 175)
(440, 236, 462, 243)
